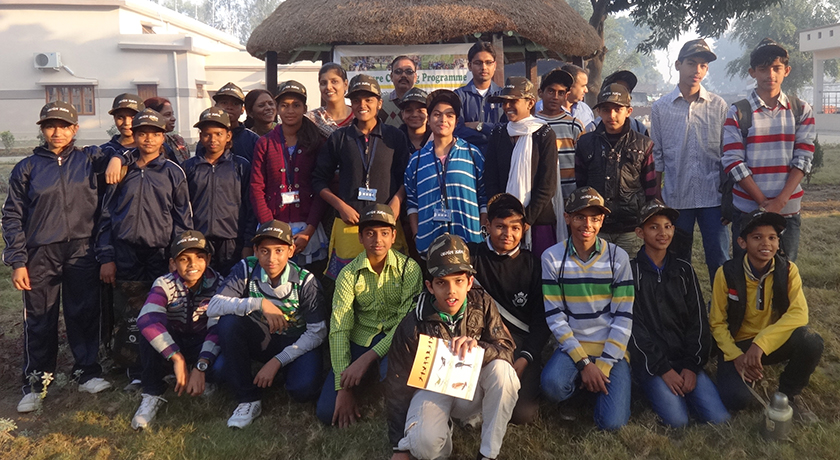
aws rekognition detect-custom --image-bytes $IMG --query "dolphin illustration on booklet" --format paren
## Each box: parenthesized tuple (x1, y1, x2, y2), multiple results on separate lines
(407, 334, 485, 400)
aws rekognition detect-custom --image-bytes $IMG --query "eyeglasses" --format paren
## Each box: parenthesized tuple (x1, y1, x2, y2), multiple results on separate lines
(571, 215, 603, 224)
(471, 60, 496, 67)
(392, 69, 416, 76)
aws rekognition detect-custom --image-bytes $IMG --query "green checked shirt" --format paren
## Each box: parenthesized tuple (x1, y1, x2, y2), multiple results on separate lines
(330, 249, 423, 390)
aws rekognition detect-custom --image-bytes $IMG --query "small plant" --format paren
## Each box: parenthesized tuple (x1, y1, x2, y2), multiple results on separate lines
(0, 418, 17, 436)
(0, 131, 14, 152)
(27, 371, 55, 400)
(806, 136, 824, 184)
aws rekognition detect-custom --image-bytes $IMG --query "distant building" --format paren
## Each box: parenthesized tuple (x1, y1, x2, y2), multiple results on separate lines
(800, 22, 840, 113)
(0, 0, 319, 146)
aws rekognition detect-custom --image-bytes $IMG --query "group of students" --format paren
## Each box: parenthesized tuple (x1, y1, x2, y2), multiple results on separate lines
(3, 34, 822, 460)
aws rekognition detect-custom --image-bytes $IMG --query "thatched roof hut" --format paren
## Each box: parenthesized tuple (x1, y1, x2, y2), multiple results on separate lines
(247, 0, 602, 64)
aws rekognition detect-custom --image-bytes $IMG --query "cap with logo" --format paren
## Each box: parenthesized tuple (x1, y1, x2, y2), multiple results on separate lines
(398, 87, 429, 109)
(132, 108, 168, 132)
(37, 101, 78, 125)
(276, 80, 307, 103)
(751, 38, 788, 62)
(194, 107, 231, 130)
(637, 199, 680, 227)
(359, 203, 396, 228)
(565, 186, 611, 215)
(489, 77, 536, 102)
(252, 219, 295, 246)
(601, 70, 638, 94)
(425, 89, 461, 117)
(677, 38, 717, 62)
(213, 82, 246, 103)
(108, 93, 145, 115)
(171, 230, 213, 258)
(346, 74, 382, 99)
(540, 68, 574, 91)
(593, 83, 631, 109)
(487, 193, 525, 221)
(426, 233, 476, 278)
(739, 209, 786, 239)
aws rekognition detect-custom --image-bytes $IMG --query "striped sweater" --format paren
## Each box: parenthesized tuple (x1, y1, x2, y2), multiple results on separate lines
(536, 111, 585, 200)
(404, 137, 487, 255)
(722, 89, 815, 216)
(137, 268, 222, 363)
(542, 238, 634, 376)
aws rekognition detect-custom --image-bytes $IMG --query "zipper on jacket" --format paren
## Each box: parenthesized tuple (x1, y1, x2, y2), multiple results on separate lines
(210, 164, 216, 236)
(58, 155, 71, 242)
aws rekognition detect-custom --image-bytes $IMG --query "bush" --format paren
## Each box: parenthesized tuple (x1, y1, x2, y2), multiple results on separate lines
(0, 131, 14, 152)
(807, 136, 824, 184)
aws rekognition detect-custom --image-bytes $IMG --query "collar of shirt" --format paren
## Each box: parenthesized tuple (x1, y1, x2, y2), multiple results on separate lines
(667, 84, 710, 104)
(196, 149, 232, 163)
(358, 249, 399, 276)
(350, 119, 383, 140)
(486, 236, 520, 257)
(467, 79, 501, 95)
(744, 254, 776, 283)
(750, 88, 789, 111)
(568, 237, 603, 261)
(389, 91, 401, 102)
(258, 262, 291, 286)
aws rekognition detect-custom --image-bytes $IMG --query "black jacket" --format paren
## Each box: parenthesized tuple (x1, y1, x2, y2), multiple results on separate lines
(195, 125, 260, 163)
(182, 150, 256, 242)
(484, 123, 558, 226)
(629, 249, 709, 376)
(2, 143, 114, 268)
(97, 152, 193, 262)
(385, 288, 514, 449)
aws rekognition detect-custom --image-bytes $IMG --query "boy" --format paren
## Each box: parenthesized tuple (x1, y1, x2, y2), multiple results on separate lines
(453, 41, 506, 153)
(598, 70, 648, 136)
(387, 233, 518, 460)
(101, 93, 144, 154)
(651, 39, 729, 284)
(397, 86, 431, 153)
(316, 204, 423, 427)
(132, 230, 222, 429)
(575, 84, 655, 254)
(183, 107, 255, 275)
(710, 210, 823, 421)
(629, 200, 729, 428)
(468, 193, 547, 425)
(722, 38, 816, 262)
(195, 82, 260, 162)
(541, 187, 634, 430)
(208, 220, 328, 428)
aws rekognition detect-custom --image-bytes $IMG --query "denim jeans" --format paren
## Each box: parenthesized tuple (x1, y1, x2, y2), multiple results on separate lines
(731, 210, 801, 262)
(634, 368, 729, 427)
(139, 331, 212, 396)
(673, 206, 730, 284)
(541, 350, 631, 430)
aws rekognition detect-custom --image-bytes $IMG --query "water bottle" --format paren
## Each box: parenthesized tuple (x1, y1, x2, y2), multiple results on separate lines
(761, 392, 793, 441)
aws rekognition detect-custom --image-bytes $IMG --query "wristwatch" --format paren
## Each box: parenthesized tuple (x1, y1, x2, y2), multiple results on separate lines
(476, 122, 484, 132)
(195, 360, 209, 372)
(575, 357, 592, 371)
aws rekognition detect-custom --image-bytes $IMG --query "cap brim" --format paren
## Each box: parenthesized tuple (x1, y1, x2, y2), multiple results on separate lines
(275, 91, 307, 103)
(740, 213, 787, 238)
(593, 101, 630, 110)
(193, 120, 230, 129)
(568, 204, 611, 215)
(639, 208, 680, 227)
(213, 93, 244, 103)
(36, 116, 76, 125)
(133, 124, 167, 132)
(172, 245, 213, 259)
(428, 264, 476, 279)
(251, 234, 293, 246)
(347, 89, 380, 99)
(488, 94, 526, 103)
(108, 107, 140, 116)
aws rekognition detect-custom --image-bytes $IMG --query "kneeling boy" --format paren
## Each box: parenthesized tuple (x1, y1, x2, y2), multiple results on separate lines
(209, 220, 328, 428)
(630, 200, 729, 427)
(387, 234, 519, 460)
(711, 210, 823, 421)
(132, 230, 222, 429)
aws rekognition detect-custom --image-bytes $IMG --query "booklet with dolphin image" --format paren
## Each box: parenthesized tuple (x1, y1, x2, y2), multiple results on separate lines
(407, 333, 485, 400)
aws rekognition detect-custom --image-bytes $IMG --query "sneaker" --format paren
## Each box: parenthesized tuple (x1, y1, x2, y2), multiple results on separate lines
(79, 377, 112, 394)
(17, 392, 42, 413)
(790, 397, 819, 424)
(132, 394, 167, 430)
(123, 379, 142, 392)
(227, 401, 262, 428)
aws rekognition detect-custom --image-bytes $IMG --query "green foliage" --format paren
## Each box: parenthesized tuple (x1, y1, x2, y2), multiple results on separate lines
(726, 0, 840, 93)
(602, 16, 665, 89)
(159, 0, 280, 44)
(0, 131, 14, 152)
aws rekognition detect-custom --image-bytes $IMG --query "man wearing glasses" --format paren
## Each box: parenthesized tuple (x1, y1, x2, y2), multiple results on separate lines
(381, 56, 418, 127)
(454, 41, 506, 153)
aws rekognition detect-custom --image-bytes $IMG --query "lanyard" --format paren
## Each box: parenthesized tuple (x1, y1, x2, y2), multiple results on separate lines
(354, 135, 379, 189)
(432, 140, 457, 207)
(279, 131, 298, 187)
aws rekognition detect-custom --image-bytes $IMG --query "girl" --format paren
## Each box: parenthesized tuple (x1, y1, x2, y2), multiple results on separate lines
(244, 89, 277, 136)
(306, 63, 354, 137)
(144, 96, 190, 165)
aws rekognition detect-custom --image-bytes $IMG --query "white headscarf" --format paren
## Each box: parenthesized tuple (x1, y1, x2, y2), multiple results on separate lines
(504, 115, 546, 206)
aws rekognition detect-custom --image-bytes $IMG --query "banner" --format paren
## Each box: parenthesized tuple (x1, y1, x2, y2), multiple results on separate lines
(333, 44, 473, 93)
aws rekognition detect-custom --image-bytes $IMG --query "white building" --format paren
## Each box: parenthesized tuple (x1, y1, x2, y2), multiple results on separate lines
(0, 0, 320, 146)
(800, 22, 840, 113)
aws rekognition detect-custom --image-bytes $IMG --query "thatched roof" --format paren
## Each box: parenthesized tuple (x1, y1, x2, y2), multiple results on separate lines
(247, 0, 602, 63)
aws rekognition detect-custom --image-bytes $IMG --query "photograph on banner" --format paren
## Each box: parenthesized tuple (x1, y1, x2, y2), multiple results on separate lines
(334, 44, 473, 94)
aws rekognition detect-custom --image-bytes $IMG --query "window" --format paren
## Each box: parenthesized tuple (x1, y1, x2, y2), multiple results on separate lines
(831, 30, 835, 37)
(196, 83, 205, 99)
(142, 24, 155, 34)
(808, 34, 811, 40)
(46, 85, 95, 115)
(136, 84, 158, 100)
(818, 32, 822, 39)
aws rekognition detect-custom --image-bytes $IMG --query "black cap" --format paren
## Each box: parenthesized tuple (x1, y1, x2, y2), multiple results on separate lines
(565, 186, 611, 215)
(398, 87, 429, 109)
(489, 77, 537, 102)
(213, 82, 246, 103)
(426, 233, 475, 278)
(37, 101, 77, 125)
(276, 80, 307, 103)
(347, 74, 382, 99)
(252, 220, 294, 246)
(678, 39, 717, 62)
(426, 89, 461, 117)
(171, 230, 213, 258)
(593, 83, 632, 109)
(739, 210, 786, 239)
(194, 107, 231, 129)
(487, 193, 525, 222)
(637, 199, 680, 227)
(108, 93, 145, 115)
(751, 38, 788, 63)
(132, 108, 168, 132)
(601, 70, 638, 94)
(359, 203, 396, 228)
(540, 69, 574, 91)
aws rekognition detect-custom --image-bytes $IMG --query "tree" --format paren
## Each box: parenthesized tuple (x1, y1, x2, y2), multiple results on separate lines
(159, 0, 279, 44)
(725, 0, 840, 95)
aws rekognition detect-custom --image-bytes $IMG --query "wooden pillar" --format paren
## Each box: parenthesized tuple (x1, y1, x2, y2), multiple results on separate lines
(492, 33, 505, 87)
(525, 51, 538, 85)
(265, 51, 278, 95)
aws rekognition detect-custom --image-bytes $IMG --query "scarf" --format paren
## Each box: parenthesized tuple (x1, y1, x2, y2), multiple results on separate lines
(505, 116, 546, 249)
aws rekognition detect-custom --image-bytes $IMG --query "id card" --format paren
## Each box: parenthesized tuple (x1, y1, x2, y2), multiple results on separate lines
(281, 191, 300, 205)
(358, 187, 378, 201)
(433, 208, 452, 222)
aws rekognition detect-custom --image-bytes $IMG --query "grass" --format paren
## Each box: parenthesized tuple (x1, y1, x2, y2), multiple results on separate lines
(1, 148, 840, 459)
